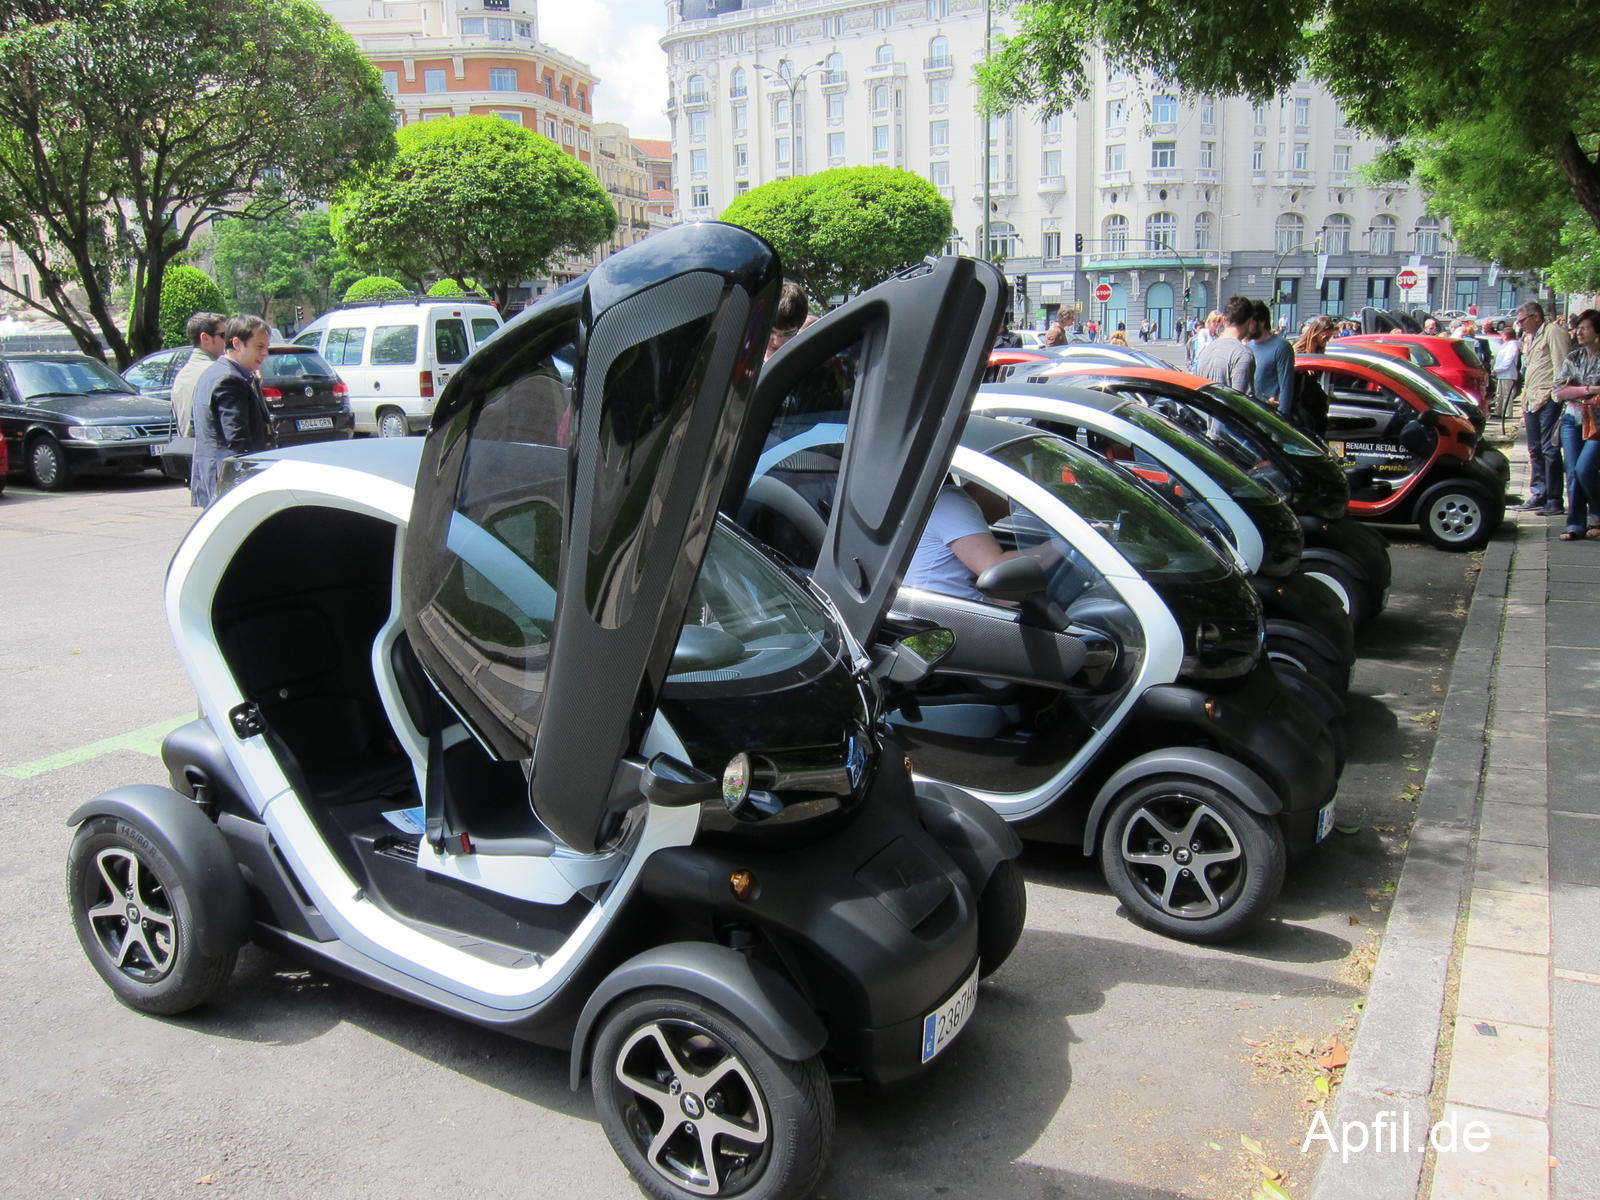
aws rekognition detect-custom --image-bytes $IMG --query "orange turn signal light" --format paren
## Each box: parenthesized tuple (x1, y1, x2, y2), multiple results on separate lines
(729, 870, 756, 903)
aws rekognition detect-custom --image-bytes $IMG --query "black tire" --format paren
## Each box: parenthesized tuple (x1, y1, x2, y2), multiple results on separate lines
(376, 409, 409, 438)
(67, 816, 237, 1015)
(1098, 776, 1286, 943)
(1416, 480, 1496, 551)
(975, 857, 1026, 980)
(1300, 560, 1370, 627)
(26, 434, 73, 491)
(592, 989, 833, 1200)
(1265, 630, 1350, 695)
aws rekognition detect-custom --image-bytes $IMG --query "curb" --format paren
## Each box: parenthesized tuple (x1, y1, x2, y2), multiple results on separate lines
(1308, 530, 1513, 1200)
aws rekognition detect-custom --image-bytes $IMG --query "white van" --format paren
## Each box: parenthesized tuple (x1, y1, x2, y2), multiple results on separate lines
(292, 300, 503, 436)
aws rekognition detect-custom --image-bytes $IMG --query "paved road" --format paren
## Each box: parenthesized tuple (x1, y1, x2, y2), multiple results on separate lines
(0, 472, 1476, 1199)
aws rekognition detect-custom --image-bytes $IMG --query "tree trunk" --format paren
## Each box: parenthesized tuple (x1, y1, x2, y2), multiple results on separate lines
(1559, 130, 1600, 234)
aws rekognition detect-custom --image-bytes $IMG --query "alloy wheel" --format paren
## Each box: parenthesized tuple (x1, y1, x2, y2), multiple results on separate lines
(1426, 492, 1483, 544)
(83, 846, 178, 983)
(1118, 795, 1245, 918)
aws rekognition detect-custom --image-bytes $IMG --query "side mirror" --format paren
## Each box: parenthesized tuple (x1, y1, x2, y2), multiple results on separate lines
(639, 754, 721, 807)
(872, 627, 955, 685)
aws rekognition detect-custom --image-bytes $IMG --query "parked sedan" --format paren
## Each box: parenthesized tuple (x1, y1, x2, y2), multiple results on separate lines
(128, 345, 355, 482)
(0, 352, 174, 490)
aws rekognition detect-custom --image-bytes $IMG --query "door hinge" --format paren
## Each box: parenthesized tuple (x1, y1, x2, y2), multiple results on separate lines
(228, 702, 266, 739)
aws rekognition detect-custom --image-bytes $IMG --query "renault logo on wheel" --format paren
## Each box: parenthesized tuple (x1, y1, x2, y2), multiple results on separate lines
(680, 1093, 703, 1120)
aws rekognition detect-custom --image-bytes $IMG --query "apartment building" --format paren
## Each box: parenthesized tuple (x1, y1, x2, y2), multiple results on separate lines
(660, 0, 1514, 331)
(593, 123, 657, 255)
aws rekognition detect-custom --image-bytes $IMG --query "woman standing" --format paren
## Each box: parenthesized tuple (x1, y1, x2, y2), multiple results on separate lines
(1491, 320, 1522, 418)
(1291, 315, 1338, 440)
(1553, 309, 1600, 540)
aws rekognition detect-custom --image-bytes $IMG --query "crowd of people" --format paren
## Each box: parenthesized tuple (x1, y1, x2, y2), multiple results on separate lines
(1189, 296, 1329, 439)
(170, 310, 274, 508)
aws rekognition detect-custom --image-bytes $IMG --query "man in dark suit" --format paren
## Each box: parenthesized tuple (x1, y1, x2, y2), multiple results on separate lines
(190, 313, 272, 507)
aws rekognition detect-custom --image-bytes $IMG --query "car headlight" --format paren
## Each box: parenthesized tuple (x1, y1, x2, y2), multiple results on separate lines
(67, 425, 138, 441)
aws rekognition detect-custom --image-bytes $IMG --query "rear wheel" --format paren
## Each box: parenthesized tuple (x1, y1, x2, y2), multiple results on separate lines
(67, 816, 238, 1014)
(1099, 776, 1286, 943)
(593, 990, 832, 1200)
(975, 857, 1026, 979)
(1416, 480, 1496, 551)
(1265, 629, 1350, 695)
(376, 409, 409, 438)
(26, 435, 72, 491)
(1301, 560, 1369, 627)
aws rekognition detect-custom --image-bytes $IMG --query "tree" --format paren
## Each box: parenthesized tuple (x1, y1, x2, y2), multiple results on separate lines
(212, 207, 365, 326)
(158, 266, 226, 348)
(0, 0, 396, 366)
(975, 0, 1600, 253)
(332, 116, 617, 310)
(344, 276, 411, 303)
(722, 168, 952, 305)
(427, 278, 489, 299)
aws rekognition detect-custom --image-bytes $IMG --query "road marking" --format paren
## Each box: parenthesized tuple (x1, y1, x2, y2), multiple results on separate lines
(0, 714, 194, 780)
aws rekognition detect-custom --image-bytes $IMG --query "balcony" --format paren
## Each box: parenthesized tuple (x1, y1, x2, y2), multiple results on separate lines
(682, 91, 710, 109)
(728, 86, 747, 99)
(865, 61, 907, 78)
(1037, 174, 1066, 193)
(1098, 170, 1132, 188)
(1273, 169, 1316, 186)
(1146, 167, 1182, 182)
(923, 55, 954, 72)
(1194, 167, 1221, 182)
(821, 70, 848, 88)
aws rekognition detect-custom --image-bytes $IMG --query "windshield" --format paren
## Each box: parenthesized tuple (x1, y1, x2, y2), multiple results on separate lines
(987, 433, 1231, 584)
(1198, 383, 1329, 457)
(264, 351, 337, 380)
(1116, 404, 1277, 503)
(1324, 356, 1462, 414)
(665, 522, 845, 695)
(10, 358, 136, 400)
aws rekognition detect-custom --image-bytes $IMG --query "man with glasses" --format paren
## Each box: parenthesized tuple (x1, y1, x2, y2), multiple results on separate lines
(1512, 302, 1571, 513)
(169, 311, 229, 440)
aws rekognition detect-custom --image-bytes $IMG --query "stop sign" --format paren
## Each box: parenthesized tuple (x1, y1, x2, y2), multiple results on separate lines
(1094, 282, 1113, 302)
(1397, 268, 1420, 290)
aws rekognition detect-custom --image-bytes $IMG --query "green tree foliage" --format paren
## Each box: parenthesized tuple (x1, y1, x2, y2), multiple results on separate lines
(333, 116, 616, 309)
(722, 167, 952, 304)
(343, 276, 411, 303)
(426, 278, 489, 299)
(212, 208, 365, 327)
(158, 266, 226, 348)
(0, 0, 395, 366)
(977, 0, 1600, 249)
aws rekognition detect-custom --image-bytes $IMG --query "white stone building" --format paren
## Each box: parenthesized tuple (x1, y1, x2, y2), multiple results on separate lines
(660, 0, 1516, 331)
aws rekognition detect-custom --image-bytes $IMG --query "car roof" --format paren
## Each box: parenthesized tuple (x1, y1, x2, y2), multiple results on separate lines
(0, 351, 108, 364)
(978, 380, 1134, 415)
(961, 412, 1049, 455)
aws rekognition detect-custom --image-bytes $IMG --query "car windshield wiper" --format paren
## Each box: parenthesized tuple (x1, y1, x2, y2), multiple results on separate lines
(85, 386, 138, 395)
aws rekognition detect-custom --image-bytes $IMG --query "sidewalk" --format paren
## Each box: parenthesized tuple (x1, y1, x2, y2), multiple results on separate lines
(1311, 436, 1595, 1200)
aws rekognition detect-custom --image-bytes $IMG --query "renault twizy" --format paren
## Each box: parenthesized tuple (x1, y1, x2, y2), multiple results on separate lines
(64, 225, 1025, 1200)
(736, 295, 1342, 942)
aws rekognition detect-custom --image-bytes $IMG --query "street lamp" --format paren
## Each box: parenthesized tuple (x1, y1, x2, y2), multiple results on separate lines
(755, 58, 826, 177)
(1271, 228, 1326, 330)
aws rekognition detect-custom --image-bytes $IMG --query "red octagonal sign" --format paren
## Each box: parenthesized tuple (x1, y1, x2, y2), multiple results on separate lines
(1094, 282, 1113, 302)
(1397, 268, 1420, 290)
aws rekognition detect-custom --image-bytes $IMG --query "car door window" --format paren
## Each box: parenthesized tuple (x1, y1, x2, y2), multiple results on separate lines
(325, 327, 367, 367)
(293, 330, 323, 349)
(471, 318, 500, 345)
(123, 355, 172, 389)
(434, 318, 470, 364)
(371, 324, 419, 365)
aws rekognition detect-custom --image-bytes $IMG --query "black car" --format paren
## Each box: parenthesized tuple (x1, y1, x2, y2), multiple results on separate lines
(127, 345, 356, 482)
(0, 352, 174, 490)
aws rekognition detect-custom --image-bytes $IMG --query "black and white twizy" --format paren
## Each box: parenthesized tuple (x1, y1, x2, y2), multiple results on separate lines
(64, 225, 1025, 1200)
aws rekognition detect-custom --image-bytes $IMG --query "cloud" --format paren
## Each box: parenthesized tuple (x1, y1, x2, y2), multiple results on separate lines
(541, 0, 671, 140)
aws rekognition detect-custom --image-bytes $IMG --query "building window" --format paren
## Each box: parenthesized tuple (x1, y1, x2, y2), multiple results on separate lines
(495, 111, 522, 125)
(544, 118, 558, 139)
(689, 111, 707, 138)
(579, 130, 589, 149)
(1200, 97, 1216, 125)
(930, 161, 949, 186)
(1415, 217, 1441, 256)
(1325, 213, 1352, 254)
(561, 83, 571, 105)
(929, 119, 949, 148)
(1146, 211, 1178, 249)
(1105, 143, 1125, 172)
(1332, 144, 1351, 172)
(1274, 213, 1306, 253)
(543, 77, 553, 98)
(1199, 141, 1215, 169)
(776, 136, 791, 165)
(929, 78, 949, 106)
(1251, 142, 1264, 172)
(489, 68, 517, 91)
(562, 125, 574, 145)
(1294, 96, 1310, 127)
(1042, 112, 1061, 136)
(730, 67, 746, 97)
(514, 20, 532, 37)
(690, 148, 707, 173)
(1293, 142, 1309, 170)
(732, 105, 747, 134)
(487, 17, 512, 40)
(577, 87, 586, 112)
(927, 35, 951, 67)
(1042, 230, 1061, 257)
(423, 69, 446, 93)
(1151, 141, 1177, 169)
(828, 132, 844, 158)
(686, 74, 707, 103)
(827, 93, 844, 120)
(735, 144, 748, 169)
(1152, 94, 1177, 125)
(692, 184, 709, 207)
(872, 83, 889, 112)
(1104, 214, 1128, 253)
(1371, 214, 1397, 254)
(775, 99, 791, 125)
(381, 70, 399, 94)
(876, 43, 895, 65)
(1194, 211, 1214, 250)
(873, 125, 889, 152)
(459, 17, 483, 33)
(1105, 98, 1125, 127)
(1042, 149, 1061, 175)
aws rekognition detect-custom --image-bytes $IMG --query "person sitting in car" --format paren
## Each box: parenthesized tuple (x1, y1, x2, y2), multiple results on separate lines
(905, 482, 1060, 602)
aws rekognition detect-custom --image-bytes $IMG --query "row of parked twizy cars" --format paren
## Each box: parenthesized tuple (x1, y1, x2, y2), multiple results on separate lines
(67, 225, 1484, 1200)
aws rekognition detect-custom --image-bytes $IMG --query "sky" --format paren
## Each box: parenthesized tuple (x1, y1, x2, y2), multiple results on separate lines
(541, 0, 672, 140)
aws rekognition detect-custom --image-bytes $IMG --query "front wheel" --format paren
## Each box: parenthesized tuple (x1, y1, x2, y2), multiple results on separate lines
(1099, 776, 1286, 943)
(1416, 480, 1496, 551)
(376, 409, 409, 438)
(592, 990, 833, 1200)
(1301, 560, 1369, 627)
(67, 816, 238, 1014)
(975, 857, 1026, 980)
(1265, 629, 1350, 695)
(27, 435, 73, 491)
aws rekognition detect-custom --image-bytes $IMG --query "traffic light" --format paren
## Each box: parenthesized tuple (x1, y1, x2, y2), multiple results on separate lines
(1075, 233, 1084, 253)
(1183, 287, 1191, 302)
(1015, 274, 1028, 302)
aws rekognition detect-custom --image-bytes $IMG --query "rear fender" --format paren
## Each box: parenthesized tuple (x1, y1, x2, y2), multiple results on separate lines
(66, 784, 251, 958)
(913, 779, 1023, 893)
(1081, 748, 1279, 855)
(569, 942, 827, 1089)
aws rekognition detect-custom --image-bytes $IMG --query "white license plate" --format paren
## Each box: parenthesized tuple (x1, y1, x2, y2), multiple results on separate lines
(149, 443, 165, 456)
(296, 417, 334, 431)
(920, 963, 979, 1064)
(1316, 801, 1337, 843)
